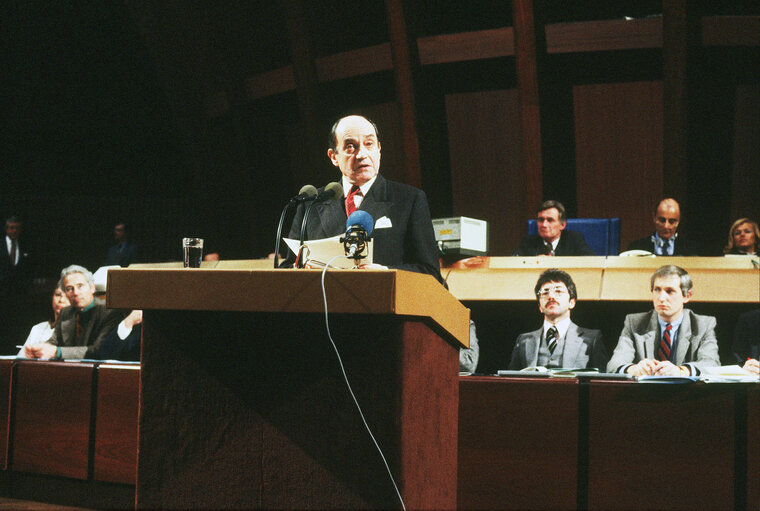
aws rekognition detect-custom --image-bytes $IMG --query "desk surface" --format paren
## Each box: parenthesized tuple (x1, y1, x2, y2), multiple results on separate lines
(443, 256, 759, 302)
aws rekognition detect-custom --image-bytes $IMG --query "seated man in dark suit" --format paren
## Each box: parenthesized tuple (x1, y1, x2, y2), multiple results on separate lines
(99, 309, 142, 361)
(627, 198, 700, 255)
(513, 200, 595, 256)
(732, 309, 760, 374)
(607, 265, 720, 376)
(25, 265, 124, 360)
(284, 114, 443, 283)
(509, 269, 608, 370)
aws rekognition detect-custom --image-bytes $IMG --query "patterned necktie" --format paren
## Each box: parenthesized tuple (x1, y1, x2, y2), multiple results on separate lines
(658, 323, 673, 361)
(345, 185, 362, 217)
(9, 240, 16, 266)
(76, 312, 84, 342)
(546, 326, 558, 355)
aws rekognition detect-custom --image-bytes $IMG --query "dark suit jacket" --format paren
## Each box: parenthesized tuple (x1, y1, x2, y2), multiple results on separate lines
(607, 309, 720, 374)
(0, 237, 32, 297)
(513, 230, 595, 256)
(732, 309, 760, 364)
(99, 324, 141, 361)
(105, 241, 139, 267)
(627, 235, 701, 256)
(49, 304, 124, 359)
(508, 321, 608, 370)
(285, 174, 443, 283)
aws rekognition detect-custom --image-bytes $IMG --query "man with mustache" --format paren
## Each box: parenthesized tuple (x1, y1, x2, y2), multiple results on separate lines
(607, 265, 720, 376)
(508, 268, 608, 370)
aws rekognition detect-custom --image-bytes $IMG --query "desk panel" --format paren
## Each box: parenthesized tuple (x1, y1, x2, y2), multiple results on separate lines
(748, 386, 760, 509)
(0, 360, 13, 470)
(458, 377, 579, 510)
(587, 381, 735, 510)
(12, 362, 95, 480)
(94, 364, 140, 484)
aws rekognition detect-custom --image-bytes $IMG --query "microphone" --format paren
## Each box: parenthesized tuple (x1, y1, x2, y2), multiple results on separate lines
(274, 184, 317, 269)
(297, 182, 343, 267)
(342, 211, 374, 261)
(291, 184, 318, 202)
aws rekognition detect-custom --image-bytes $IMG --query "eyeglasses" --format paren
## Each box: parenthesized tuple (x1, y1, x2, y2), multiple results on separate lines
(537, 286, 568, 298)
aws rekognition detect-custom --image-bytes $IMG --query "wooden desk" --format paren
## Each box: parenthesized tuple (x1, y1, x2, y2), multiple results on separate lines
(0, 360, 13, 471)
(458, 376, 579, 510)
(93, 363, 140, 485)
(444, 256, 759, 302)
(457, 376, 754, 510)
(12, 361, 95, 480)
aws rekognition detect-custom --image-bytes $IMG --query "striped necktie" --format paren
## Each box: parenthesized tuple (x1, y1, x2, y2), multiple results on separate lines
(546, 326, 558, 355)
(345, 185, 361, 217)
(658, 323, 673, 361)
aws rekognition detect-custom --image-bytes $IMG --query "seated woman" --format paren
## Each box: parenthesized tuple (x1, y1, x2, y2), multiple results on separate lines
(16, 287, 70, 357)
(724, 218, 759, 256)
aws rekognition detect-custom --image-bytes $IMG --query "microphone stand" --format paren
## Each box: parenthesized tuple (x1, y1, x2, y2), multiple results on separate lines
(273, 201, 294, 269)
(298, 201, 318, 268)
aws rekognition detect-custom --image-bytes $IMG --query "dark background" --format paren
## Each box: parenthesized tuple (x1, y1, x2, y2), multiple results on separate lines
(1, 1, 758, 364)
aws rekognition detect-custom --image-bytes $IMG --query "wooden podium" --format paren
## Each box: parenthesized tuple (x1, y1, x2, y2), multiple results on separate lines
(107, 268, 469, 510)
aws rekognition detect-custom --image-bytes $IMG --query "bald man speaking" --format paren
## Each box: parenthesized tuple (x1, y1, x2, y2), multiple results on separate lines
(284, 115, 443, 283)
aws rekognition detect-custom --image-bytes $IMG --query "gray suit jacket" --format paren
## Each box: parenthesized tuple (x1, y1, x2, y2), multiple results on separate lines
(607, 309, 720, 374)
(508, 321, 609, 370)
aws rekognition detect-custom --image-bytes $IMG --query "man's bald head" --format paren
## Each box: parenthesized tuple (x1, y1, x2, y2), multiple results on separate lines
(654, 198, 681, 240)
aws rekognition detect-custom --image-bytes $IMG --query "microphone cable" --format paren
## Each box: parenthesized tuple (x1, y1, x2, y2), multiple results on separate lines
(319, 256, 406, 511)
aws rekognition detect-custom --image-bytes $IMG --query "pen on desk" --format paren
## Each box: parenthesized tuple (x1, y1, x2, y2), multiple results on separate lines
(15, 345, 24, 349)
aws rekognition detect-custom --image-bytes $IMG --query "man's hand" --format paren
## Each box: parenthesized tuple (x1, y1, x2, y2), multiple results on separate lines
(743, 358, 760, 375)
(24, 343, 58, 360)
(626, 359, 657, 376)
(653, 360, 686, 376)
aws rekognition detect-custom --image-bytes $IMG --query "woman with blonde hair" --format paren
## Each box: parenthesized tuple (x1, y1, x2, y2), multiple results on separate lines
(724, 218, 759, 255)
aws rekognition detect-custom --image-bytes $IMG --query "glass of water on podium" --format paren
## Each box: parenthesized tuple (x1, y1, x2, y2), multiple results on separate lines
(182, 238, 204, 268)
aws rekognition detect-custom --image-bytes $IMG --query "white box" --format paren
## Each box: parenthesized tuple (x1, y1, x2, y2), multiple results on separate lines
(432, 217, 488, 256)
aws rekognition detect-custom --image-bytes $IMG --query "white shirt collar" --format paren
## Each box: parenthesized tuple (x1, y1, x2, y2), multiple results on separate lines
(543, 316, 572, 340)
(342, 175, 377, 198)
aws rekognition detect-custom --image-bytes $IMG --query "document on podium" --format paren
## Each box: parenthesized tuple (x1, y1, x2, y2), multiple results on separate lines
(284, 235, 373, 269)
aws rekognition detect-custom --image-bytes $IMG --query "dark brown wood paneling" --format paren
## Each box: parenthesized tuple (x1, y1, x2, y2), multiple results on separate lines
(574, 81, 664, 250)
(546, 18, 662, 53)
(587, 381, 735, 510)
(0, 360, 13, 470)
(417, 28, 515, 65)
(731, 85, 760, 223)
(13, 362, 95, 480)
(93, 365, 139, 485)
(513, 0, 543, 216)
(458, 377, 579, 510)
(748, 386, 760, 509)
(386, 0, 422, 188)
(702, 16, 760, 47)
(445, 90, 525, 255)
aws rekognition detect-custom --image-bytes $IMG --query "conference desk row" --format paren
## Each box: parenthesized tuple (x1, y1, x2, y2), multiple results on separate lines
(0, 359, 138, 509)
(1, 361, 759, 510)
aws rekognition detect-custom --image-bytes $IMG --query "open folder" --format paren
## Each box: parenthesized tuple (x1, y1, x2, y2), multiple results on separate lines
(284, 235, 374, 269)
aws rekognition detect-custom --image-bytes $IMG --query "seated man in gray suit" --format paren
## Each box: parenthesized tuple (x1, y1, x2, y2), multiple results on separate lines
(607, 265, 720, 376)
(509, 269, 608, 370)
(24, 265, 123, 360)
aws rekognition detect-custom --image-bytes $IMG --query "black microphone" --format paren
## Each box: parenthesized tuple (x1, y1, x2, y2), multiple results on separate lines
(291, 184, 318, 202)
(297, 182, 344, 267)
(274, 184, 318, 269)
(342, 211, 374, 261)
